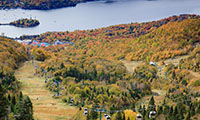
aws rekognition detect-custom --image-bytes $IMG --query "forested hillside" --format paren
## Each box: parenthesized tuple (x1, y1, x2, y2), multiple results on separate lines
(0, 37, 33, 120)
(30, 14, 200, 61)
(27, 15, 200, 119)
(0, 0, 95, 10)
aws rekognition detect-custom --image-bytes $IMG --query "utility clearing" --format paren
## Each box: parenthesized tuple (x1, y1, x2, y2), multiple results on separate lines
(15, 61, 78, 120)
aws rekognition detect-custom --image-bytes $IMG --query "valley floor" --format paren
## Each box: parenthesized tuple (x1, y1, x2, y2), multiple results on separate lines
(15, 61, 78, 120)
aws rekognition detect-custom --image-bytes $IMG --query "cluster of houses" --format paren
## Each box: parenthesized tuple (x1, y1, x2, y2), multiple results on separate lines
(14, 39, 72, 47)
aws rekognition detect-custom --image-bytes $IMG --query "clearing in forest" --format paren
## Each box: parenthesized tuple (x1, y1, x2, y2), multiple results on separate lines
(121, 54, 190, 73)
(15, 61, 78, 120)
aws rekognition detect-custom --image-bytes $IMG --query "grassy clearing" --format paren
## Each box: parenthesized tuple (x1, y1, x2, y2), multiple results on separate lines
(15, 61, 78, 120)
(122, 54, 190, 73)
(121, 60, 143, 73)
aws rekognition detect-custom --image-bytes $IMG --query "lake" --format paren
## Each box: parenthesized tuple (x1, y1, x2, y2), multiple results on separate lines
(0, 0, 200, 38)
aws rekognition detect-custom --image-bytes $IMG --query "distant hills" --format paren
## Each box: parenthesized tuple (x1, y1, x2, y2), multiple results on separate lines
(0, 0, 96, 10)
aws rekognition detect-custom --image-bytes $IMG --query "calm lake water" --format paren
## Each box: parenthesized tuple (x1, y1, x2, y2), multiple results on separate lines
(0, 0, 200, 38)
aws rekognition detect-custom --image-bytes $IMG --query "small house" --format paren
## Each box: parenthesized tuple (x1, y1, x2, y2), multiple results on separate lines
(31, 40, 40, 46)
(39, 42, 51, 47)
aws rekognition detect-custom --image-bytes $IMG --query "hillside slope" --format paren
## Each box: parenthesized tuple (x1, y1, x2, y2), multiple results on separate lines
(15, 61, 78, 120)
(0, 36, 28, 88)
(30, 15, 200, 61)
(20, 15, 200, 120)
(124, 18, 200, 61)
(0, 37, 33, 120)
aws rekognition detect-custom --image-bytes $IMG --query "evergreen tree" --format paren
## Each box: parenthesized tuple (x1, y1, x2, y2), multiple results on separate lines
(190, 104, 195, 116)
(86, 111, 90, 120)
(11, 95, 16, 113)
(89, 110, 98, 120)
(12, 95, 16, 105)
(60, 63, 65, 69)
(116, 112, 123, 120)
(179, 111, 184, 120)
(92, 67, 97, 80)
(198, 104, 200, 114)
(110, 104, 116, 116)
(144, 96, 156, 120)
(169, 106, 173, 116)
(15, 95, 33, 120)
(11, 103, 15, 113)
(8, 94, 11, 101)
(142, 105, 146, 117)
(148, 96, 156, 111)
(15, 97, 25, 120)
(132, 102, 136, 112)
(137, 105, 142, 113)
(163, 105, 169, 114)
(173, 105, 178, 119)
(122, 112, 126, 120)
(162, 98, 166, 106)
(184, 112, 190, 120)
(157, 105, 163, 115)
(23, 96, 33, 120)
(88, 105, 98, 120)
(0, 84, 9, 119)
(19, 91, 23, 100)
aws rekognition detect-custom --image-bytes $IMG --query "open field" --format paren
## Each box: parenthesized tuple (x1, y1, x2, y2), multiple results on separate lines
(15, 61, 78, 120)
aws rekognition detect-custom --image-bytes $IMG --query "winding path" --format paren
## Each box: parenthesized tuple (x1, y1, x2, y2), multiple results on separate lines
(15, 61, 78, 120)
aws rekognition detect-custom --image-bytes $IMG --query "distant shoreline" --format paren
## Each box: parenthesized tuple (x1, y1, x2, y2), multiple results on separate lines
(0, 0, 97, 10)
(0, 23, 10, 25)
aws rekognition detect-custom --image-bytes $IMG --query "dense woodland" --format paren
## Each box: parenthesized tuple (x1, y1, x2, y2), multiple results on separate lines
(0, 0, 95, 10)
(0, 37, 33, 120)
(179, 47, 200, 73)
(26, 15, 200, 119)
(1, 14, 200, 120)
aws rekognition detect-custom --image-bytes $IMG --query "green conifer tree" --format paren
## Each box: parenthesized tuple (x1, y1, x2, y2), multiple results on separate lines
(148, 96, 156, 111)
(116, 112, 123, 120)
(184, 112, 190, 120)
(122, 112, 125, 120)
(88, 105, 98, 120)
(0, 84, 9, 119)
(173, 105, 178, 119)
(132, 102, 136, 112)
(23, 96, 33, 120)
(15, 94, 33, 120)
(190, 104, 195, 116)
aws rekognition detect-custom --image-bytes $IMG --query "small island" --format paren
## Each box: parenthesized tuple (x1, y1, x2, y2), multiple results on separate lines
(10, 18, 40, 27)
(0, 18, 40, 28)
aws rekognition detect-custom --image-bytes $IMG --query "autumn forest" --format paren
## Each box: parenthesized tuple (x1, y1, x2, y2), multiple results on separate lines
(0, 3, 200, 120)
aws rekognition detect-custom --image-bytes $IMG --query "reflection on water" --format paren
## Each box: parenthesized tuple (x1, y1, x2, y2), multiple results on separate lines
(0, 0, 200, 37)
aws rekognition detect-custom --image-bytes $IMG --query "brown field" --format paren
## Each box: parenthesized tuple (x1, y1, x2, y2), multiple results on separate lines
(15, 61, 79, 120)
(121, 60, 143, 73)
